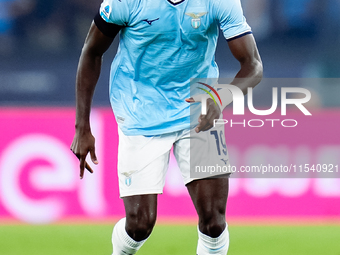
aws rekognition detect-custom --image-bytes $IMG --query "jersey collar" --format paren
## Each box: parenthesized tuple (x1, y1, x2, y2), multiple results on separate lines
(167, 0, 186, 6)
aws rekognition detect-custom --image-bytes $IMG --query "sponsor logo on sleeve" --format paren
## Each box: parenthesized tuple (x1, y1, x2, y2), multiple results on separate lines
(100, 5, 111, 22)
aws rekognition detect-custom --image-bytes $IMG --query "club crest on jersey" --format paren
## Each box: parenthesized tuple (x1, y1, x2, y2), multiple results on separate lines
(125, 176, 132, 187)
(185, 12, 208, 29)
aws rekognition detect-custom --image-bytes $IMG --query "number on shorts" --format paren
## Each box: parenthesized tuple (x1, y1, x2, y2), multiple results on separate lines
(210, 130, 227, 156)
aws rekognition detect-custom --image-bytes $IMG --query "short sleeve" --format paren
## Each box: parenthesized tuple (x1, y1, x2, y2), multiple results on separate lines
(215, 0, 252, 41)
(99, 0, 130, 26)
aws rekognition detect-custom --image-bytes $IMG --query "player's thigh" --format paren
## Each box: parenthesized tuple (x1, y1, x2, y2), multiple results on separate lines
(173, 125, 229, 217)
(174, 124, 230, 185)
(117, 128, 174, 197)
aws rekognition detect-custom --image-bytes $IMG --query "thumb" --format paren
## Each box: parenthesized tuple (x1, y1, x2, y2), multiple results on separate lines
(90, 148, 98, 165)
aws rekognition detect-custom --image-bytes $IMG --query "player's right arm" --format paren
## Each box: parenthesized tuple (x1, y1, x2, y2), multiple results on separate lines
(70, 21, 116, 179)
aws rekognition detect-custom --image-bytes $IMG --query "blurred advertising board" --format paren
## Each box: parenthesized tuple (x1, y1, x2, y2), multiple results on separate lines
(0, 108, 339, 223)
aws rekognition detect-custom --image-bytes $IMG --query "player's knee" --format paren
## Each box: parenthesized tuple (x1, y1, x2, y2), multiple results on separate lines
(200, 219, 225, 238)
(199, 209, 226, 238)
(125, 211, 156, 241)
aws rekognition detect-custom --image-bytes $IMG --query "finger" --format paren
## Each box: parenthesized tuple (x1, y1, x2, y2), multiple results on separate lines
(201, 114, 215, 131)
(200, 122, 212, 132)
(70, 144, 79, 158)
(85, 161, 94, 174)
(195, 115, 206, 133)
(70, 146, 76, 155)
(196, 116, 211, 132)
(185, 97, 195, 103)
(197, 106, 216, 132)
(198, 100, 221, 132)
(90, 148, 98, 165)
(195, 125, 202, 133)
(195, 124, 200, 133)
(79, 157, 86, 179)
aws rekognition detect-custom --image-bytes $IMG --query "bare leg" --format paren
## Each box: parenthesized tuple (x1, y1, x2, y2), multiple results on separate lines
(123, 194, 158, 241)
(187, 177, 229, 237)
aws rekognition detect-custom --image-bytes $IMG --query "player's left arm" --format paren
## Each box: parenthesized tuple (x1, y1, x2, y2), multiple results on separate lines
(228, 33, 263, 94)
(194, 33, 263, 133)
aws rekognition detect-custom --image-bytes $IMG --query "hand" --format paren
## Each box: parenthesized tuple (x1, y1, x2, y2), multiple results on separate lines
(186, 97, 221, 133)
(70, 130, 98, 179)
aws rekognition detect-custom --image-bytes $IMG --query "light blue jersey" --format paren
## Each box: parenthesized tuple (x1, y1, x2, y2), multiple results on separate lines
(99, 0, 251, 135)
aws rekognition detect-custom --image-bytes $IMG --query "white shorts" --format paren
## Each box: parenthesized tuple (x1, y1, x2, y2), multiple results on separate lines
(117, 124, 230, 197)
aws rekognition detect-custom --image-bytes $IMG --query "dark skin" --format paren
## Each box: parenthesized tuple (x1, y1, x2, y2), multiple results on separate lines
(70, 22, 114, 178)
(71, 22, 262, 240)
(188, 33, 262, 133)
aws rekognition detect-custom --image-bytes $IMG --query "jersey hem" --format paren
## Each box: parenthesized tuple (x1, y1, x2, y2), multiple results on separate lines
(118, 122, 195, 136)
(119, 189, 163, 198)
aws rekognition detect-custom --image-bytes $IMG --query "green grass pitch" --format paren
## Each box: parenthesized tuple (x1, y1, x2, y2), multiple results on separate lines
(0, 223, 339, 255)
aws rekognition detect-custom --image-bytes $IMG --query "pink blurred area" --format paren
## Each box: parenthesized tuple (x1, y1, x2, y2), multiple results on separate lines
(0, 107, 339, 224)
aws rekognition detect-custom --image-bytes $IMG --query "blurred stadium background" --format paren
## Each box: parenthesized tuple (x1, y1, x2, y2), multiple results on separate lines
(0, 0, 340, 254)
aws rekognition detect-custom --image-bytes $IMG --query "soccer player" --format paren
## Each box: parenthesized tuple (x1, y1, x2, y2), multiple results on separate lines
(70, 0, 262, 254)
